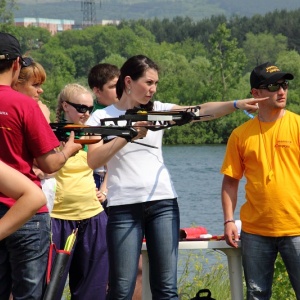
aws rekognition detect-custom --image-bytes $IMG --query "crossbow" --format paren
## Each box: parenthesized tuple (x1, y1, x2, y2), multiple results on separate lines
(100, 106, 213, 130)
(50, 123, 138, 145)
(50, 107, 212, 147)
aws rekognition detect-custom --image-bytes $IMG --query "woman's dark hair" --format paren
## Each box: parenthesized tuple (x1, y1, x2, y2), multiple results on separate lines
(116, 55, 159, 101)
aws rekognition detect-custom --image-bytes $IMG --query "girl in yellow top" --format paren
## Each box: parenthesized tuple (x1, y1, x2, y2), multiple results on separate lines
(51, 83, 108, 300)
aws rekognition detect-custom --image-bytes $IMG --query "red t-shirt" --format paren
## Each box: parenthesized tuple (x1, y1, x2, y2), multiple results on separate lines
(0, 85, 59, 211)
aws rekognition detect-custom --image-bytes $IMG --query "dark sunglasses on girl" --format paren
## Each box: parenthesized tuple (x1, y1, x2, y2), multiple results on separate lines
(65, 101, 94, 114)
(259, 80, 289, 92)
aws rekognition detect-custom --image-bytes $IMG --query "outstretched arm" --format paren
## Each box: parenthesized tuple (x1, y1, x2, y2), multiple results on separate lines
(172, 97, 268, 121)
(0, 161, 47, 240)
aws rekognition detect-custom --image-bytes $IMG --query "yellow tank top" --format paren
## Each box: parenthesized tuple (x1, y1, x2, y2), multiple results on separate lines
(51, 150, 103, 220)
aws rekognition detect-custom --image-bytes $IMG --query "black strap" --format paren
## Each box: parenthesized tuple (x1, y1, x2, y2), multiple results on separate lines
(190, 288, 216, 300)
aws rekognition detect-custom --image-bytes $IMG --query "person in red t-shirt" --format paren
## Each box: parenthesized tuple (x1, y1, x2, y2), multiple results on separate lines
(0, 160, 47, 239)
(0, 32, 82, 300)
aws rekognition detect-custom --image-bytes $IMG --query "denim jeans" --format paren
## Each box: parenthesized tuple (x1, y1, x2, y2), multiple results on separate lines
(106, 199, 180, 300)
(0, 204, 50, 300)
(241, 231, 300, 300)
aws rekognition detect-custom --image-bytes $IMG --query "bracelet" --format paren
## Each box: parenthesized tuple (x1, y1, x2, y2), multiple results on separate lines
(233, 100, 239, 109)
(224, 219, 235, 226)
(60, 151, 67, 163)
(100, 191, 107, 197)
(243, 110, 254, 119)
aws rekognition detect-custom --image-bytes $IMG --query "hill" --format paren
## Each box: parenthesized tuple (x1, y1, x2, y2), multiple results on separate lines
(13, 0, 300, 25)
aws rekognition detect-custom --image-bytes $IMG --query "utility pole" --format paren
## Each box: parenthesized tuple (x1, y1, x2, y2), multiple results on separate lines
(81, 0, 98, 27)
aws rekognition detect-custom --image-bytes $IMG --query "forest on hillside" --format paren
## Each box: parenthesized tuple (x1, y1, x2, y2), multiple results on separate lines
(13, 0, 300, 24)
(1, 8, 300, 144)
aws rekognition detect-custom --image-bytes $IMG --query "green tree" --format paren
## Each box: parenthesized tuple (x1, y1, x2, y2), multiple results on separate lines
(65, 45, 95, 78)
(16, 26, 51, 53)
(0, 25, 51, 55)
(34, 40, 76, 112)
(118, 25, 157, 58)
(100, 53, 126, 69)
(208, 23, 247, 101)
(0, 0, 17, 26)
(170, 38, 207, 61)
(155, 51, 186, 104)
(243, 32, 288, 69)
(276, 50, 300, 114)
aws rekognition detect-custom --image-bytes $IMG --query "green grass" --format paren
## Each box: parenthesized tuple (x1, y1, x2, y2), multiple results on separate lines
(178, 251, 296, 300)
(178, 250, 231, 300)
(63, 252, 296, 299)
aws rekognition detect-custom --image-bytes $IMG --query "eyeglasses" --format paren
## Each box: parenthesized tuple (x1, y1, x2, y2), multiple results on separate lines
(21, 57, 34, 68)
(259, 80, 289, 92)
(65, 101, 94, 114)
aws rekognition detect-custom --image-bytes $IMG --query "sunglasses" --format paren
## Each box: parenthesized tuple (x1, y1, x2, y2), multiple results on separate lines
(65, 101, 94, 114)
(21, 57, 34, 68)
(259, 80, 289, 92)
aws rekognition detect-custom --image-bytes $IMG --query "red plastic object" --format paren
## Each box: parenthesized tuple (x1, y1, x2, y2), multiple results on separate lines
(180, 226, 208, 240)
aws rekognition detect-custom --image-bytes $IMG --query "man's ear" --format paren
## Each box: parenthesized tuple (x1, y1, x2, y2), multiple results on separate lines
(92, 86, 99, 95)
(251, 88, 260, 98)
(13, 58, 21, 71)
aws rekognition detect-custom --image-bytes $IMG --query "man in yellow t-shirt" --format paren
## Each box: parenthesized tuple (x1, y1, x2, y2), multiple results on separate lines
(221, 62, 300, 299)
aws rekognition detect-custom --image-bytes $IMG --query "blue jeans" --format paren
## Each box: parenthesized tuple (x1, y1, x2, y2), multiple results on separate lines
(241, 231, 300, 300)
(106, 199, 180, 300)
(0, 204, 50, 300)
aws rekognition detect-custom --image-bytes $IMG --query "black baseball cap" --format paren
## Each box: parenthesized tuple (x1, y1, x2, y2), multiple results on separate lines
(250, 62, 294, 89)
(0, 32, 23, 61)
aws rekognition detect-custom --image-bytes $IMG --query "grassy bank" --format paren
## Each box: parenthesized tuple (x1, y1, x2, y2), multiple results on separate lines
(63, 251, 295, 299)
(178, 250, 296, 299)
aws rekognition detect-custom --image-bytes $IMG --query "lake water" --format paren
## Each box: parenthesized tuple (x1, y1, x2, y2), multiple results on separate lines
(163, 144, 244, 234)
(163, 145, 245, 274)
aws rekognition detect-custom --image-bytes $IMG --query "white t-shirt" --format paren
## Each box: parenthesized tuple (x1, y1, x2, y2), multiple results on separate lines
(86, 101, 178, 206)
(41, 177, 56, 213)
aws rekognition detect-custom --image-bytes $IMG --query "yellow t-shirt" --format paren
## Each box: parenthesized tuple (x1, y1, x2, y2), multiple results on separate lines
(51, 150, 103, 220)
(221, 111, 300, 236)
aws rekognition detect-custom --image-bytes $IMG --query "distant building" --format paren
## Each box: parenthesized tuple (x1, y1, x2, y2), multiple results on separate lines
(80, 19, 121, 28)
(100, 20, 120, 26)
(14, 18, 75, 35)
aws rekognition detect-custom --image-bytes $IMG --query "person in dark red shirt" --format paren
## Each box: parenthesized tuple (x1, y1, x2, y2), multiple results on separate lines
(0, 32, 82, 300)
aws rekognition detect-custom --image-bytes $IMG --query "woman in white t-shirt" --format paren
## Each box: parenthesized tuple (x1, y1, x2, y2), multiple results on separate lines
(86, 54, 266, 299)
